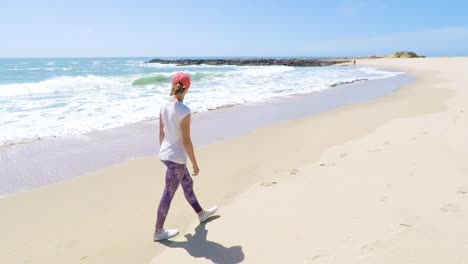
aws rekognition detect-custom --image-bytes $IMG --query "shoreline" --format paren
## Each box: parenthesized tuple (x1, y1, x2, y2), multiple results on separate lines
(0, 67, 397, 148)
(0, 72, 409, 197)
(2, 57, 467, 264)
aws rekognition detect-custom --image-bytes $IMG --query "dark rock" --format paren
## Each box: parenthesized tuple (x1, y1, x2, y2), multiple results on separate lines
(145, 58, 350, 67)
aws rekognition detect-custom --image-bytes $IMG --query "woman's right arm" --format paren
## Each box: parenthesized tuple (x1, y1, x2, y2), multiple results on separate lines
(181, 114, 199, 176)
(159, 113, 165, 146)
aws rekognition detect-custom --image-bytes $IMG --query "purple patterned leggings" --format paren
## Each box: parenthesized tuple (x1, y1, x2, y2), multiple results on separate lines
(156, 160, 203, 229)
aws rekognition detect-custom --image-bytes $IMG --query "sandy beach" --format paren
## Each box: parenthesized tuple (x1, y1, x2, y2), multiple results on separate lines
(1, 57, 468, 263)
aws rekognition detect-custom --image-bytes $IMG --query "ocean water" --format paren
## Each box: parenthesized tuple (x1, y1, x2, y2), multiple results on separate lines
(0, 57, 402, 147)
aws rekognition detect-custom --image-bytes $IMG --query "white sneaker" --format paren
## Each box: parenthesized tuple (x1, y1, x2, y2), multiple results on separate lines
(153, 228, 179, 241)
(198, 206, 218, 223)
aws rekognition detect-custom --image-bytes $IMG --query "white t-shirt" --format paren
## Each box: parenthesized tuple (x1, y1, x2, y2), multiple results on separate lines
(159, 101, 191, 164)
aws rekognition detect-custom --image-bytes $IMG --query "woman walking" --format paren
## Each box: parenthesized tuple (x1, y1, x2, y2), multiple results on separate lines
(154, 72, 218, 241)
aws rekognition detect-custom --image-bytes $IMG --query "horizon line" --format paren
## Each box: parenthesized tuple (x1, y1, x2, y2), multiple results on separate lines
(1, 55, 459, 60)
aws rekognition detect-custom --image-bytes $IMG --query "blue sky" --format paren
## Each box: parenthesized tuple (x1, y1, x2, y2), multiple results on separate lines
(1, 0, 467, 58)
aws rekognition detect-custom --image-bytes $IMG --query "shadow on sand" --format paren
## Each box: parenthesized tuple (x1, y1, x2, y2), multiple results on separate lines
(160, 216, 244, 264)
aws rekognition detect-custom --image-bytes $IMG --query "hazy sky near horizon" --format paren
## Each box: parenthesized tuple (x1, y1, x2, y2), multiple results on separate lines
(1, 0, 467, 58)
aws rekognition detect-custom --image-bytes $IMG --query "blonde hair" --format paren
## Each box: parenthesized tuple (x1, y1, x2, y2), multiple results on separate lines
(170, 82, 186, 96)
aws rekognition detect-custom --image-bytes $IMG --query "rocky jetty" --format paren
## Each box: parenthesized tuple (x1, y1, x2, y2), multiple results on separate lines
(146, 58, 350, 67)
(391, 51, 425, 58)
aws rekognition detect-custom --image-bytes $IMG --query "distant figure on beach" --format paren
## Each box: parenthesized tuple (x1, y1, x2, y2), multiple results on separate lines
(154, 72, 218, 241)
(353, 60, 356, 66)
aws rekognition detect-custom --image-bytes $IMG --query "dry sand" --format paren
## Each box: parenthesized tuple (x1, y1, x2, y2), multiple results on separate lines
(1, 58, 467, 263)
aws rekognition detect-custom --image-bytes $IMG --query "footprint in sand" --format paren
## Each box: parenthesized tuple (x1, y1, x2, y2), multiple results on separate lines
(340, 153, 348, 158)
(290, 169, 299, 175)
(398, 223, 417, 234)
(361, 240, 386, 254)
(440, 203, 459, 213)
(320, 163, 336, 167)
(305, 255, 330, 264)
(260, 181, 277, 187)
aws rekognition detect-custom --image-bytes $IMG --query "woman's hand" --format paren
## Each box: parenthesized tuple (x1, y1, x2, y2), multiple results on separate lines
(192, 164, 200, 176)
